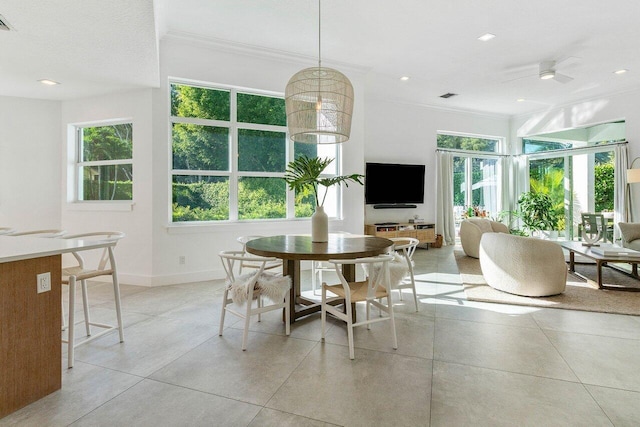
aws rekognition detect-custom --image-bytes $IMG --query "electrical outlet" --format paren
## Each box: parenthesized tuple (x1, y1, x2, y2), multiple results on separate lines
(37, 272, 51, 294)
(179, 255, 186, 265)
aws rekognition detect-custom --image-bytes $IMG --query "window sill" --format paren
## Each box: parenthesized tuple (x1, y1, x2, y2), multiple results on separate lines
(166, 218, 345, 235)
(66, 202, 134, 212)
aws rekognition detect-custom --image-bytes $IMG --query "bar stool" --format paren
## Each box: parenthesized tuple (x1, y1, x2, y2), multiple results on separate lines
(10, 229, 66, 237)
(60, 231, 125, 368)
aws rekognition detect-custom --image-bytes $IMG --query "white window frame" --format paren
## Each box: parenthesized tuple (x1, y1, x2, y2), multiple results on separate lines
(169, 79, 341, 224)
(69, 119, 134, 208)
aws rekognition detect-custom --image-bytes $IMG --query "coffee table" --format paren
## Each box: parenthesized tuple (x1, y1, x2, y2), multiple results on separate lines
(559, 241, 640, 291)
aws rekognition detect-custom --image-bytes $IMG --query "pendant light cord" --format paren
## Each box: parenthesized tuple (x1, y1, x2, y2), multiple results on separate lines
(318, 0, 321, 68)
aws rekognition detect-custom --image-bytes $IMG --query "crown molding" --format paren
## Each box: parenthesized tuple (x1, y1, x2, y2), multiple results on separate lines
(163, 31, 370, 75)
(365, 95, 511, 120)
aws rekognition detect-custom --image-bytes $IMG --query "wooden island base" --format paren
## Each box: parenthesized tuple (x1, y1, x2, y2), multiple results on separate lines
(0, 255, 61, 418)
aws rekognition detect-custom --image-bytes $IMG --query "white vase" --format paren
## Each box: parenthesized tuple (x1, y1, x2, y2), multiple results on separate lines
(312, 205, 329, 242)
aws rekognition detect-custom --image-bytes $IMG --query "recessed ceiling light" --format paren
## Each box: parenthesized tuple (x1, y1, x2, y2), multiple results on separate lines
(400, 76, 410, 81)
(38, 79, 60, 86)
(614, 69, 628, 75)
(517, 98, 525, 102)
(477, 33, 495, 42)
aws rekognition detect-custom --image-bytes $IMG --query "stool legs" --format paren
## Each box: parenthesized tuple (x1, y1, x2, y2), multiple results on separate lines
(67, 276, 77, 369)
(81, 279, 92, 336)
(64, 272, 124, 369)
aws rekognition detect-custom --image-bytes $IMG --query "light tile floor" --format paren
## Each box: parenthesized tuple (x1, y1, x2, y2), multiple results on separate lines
(3, 245, 640, 426)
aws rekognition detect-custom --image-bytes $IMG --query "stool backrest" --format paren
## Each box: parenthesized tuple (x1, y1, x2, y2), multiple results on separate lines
(61, 231, 125, 270)
(10, 229, 66, 238)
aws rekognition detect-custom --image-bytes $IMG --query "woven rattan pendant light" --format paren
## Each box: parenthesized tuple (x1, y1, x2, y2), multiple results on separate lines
(285, 0, 354, 144)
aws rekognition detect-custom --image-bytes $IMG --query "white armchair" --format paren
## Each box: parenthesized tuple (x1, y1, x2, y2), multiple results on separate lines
(618, 222, 640, 251)
(479, 233, 566, 297)
(459, 218, 509, 258)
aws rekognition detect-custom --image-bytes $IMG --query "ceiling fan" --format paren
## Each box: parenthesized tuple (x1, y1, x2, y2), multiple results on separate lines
(502, 57, 580, 84)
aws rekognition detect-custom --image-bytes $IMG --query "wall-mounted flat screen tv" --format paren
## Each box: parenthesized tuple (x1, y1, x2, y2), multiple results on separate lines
(365, 162, 425, 206)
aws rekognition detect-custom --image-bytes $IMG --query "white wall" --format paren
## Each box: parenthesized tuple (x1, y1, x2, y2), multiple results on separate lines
(0, 96, 61, 229)
(60, 89, 154, 285)
(363, 100, 510, 225)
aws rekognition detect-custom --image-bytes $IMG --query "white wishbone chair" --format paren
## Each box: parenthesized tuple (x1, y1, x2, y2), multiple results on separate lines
(321, 254, 397, 360)
(60, 231, 125, 368)
(219, 250, 290, 350)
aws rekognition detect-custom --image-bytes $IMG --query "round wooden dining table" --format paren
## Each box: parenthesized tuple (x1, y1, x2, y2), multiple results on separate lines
(245, 234, 394, 323)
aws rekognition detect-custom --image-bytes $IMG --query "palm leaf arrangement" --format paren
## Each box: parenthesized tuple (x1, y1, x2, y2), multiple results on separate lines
(284, 155, 364, 207)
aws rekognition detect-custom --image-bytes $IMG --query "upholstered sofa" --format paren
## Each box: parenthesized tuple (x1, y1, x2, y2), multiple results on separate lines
(459, 218, 509, 258)
(479, 233, 567, 297)
(617, 222, 640, 251)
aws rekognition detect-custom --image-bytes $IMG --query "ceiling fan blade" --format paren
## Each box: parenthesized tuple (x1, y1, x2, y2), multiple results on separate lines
(501, 72, 537, 84)
(554, 73, 574, 84)
(555, 56, 581, 69)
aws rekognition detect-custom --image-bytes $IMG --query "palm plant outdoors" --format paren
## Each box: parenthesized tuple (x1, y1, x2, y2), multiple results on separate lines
(284, 155, 364, 208)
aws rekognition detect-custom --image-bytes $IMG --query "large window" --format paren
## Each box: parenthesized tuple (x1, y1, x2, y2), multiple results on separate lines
(170, 82, 338, 222)
(75, 122, 133, 201)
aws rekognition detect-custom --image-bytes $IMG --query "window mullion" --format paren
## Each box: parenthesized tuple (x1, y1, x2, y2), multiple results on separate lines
(465, 157, 472, 207)
(229, 89, 239, 221)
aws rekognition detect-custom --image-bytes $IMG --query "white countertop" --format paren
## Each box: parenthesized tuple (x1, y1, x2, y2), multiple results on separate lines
(0, 235, 114, 263)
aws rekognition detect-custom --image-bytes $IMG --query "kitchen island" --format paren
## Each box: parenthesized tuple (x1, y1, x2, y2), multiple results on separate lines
(0, 235, 116, 418)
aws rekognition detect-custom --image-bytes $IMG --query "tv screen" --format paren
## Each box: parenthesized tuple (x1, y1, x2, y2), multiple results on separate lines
(365, 162, 425, 205)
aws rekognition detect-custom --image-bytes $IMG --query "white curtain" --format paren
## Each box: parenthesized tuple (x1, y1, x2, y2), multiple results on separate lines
(436, 151, 456, 245)
(498, 156, 513, 227)
(615, 144, 629, 242)
(509, 154, 529, 230)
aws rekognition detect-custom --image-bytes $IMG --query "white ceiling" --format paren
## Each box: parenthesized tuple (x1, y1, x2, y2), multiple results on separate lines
(3, 0, 640, 116)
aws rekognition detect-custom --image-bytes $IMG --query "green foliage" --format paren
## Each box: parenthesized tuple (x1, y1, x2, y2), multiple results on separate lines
(82, 124, 132, 161)
(594, 163, 614, 212)
(237, 93, 286, 126)
(529, 164, 564, 230)
(516, 191, 560, 233)
(238, 177, 286, 219)
(172, 124, 229, 171)
(284, 155, 364, 207)
(238, 129, 285, 172)
(83, 179, 132, 201)
(172, 203, 224, 221)
(437, 134, 498, 152)
(172, 180, 229, 221)
(171, 84, 230, 120)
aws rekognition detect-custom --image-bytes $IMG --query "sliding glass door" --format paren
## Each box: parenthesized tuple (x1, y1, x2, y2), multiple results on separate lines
(528, 149, 614, 239)
(454, 155, 500, 230)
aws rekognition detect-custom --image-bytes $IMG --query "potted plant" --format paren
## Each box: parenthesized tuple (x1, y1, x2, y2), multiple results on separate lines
(284, 155, 363, 242)
(516, 191, 560, 238)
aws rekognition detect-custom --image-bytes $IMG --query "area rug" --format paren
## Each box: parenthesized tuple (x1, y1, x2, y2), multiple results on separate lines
(454, 250, 640, 316)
